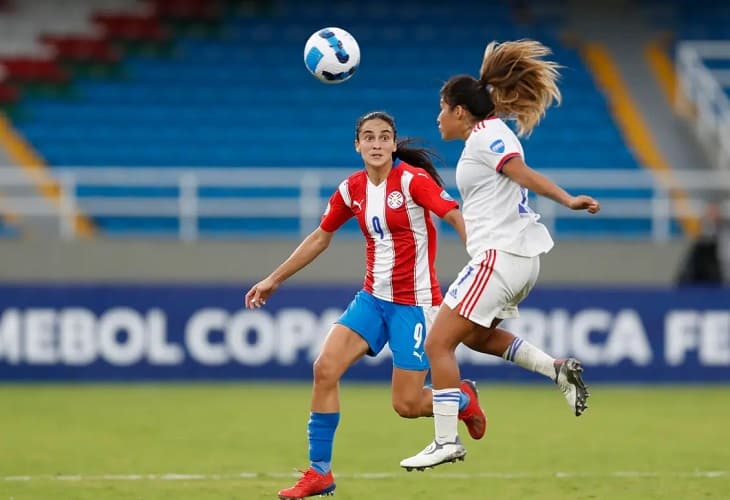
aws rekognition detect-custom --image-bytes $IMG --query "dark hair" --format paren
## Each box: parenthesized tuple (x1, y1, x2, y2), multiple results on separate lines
(440, 39, 561, 137)
(355, 111, 445, 187)
(440, 75, 495, 121)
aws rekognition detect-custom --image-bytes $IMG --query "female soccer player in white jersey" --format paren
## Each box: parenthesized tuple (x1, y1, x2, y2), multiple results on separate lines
(245, 111, 490, 499)
(400, 40, 601, 471)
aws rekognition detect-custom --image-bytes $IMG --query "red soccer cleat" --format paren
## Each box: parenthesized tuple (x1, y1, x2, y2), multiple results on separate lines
(278, 468, 336, 499)
(458, 379, 487, 440)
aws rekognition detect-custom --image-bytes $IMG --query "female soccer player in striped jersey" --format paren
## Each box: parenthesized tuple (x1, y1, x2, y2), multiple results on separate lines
(401, 40, 601, 471)
(245, 111, 487, 499)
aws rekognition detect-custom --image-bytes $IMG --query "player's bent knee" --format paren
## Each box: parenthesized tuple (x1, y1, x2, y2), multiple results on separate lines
(312, 355, 342, 386)
(425, 324, 464, 356)
(424, 334, 450, 357)
(392, 398, 422, 419)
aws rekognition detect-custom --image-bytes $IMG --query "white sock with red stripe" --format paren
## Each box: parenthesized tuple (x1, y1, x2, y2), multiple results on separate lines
(503, 337, 555, 380)
(432, 388, 460, 443)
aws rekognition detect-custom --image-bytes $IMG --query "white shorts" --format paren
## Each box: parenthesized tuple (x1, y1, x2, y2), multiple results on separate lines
(442, 249, 540, 328)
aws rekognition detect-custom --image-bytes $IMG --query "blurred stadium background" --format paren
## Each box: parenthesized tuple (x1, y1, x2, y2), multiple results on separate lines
(0, 0, 729, 499)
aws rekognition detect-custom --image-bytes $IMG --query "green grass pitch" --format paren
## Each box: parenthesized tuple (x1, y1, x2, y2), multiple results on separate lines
(1, 383, 729, 499)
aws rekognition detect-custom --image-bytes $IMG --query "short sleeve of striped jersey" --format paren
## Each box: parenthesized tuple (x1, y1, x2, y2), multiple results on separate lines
(320, 188, 353, 232)
(409, 172, 459, 217)
(478, 129, 522, 173)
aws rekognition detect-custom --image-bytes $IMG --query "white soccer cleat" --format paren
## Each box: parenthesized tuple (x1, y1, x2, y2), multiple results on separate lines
(400, 437, 467, 471)
(554, 358, 590, 416)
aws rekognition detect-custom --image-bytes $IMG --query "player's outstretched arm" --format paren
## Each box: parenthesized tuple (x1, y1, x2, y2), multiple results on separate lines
(565, 194, 600, 213)
(244, 227, 334, 308)
(501, 156, 600, 214)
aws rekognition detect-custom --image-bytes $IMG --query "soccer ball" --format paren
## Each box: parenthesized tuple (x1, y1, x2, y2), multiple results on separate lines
(303, 27, 360, 84)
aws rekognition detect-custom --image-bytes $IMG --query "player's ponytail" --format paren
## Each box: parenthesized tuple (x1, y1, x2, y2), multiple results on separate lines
(441, 39, 561, 137)
(479, 39, 561, 137)
(393, 139, 445, 188)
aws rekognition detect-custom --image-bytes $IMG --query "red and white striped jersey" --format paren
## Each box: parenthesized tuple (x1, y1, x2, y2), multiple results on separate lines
(320, 161, 458, 306)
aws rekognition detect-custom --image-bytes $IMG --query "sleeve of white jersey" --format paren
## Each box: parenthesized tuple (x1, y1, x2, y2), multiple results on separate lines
(476, 127, 522, 173)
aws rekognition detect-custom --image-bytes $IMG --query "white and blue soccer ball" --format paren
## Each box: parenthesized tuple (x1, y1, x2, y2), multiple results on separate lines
(303, 27, 360, 84)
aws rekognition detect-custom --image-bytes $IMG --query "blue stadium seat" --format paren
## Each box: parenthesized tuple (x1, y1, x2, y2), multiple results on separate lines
(9, 0, 652, 237)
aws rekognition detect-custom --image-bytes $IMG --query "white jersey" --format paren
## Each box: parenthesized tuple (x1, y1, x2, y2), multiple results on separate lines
(456, 117, 554, 258)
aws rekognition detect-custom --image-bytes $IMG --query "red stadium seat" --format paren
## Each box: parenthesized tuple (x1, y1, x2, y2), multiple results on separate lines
(0, 82, 20, 104)
(41, 35, 123, 64)
(92, 13, 170, 43)
(0, 58, 69, 84)
(153, 0, 221, 21)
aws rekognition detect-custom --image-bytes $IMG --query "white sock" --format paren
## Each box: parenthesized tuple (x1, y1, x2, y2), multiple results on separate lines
(432, 388, 460, 443)
(503, 338, 555, 380)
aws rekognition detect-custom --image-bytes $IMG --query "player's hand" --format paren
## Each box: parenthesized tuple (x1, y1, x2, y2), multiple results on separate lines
(568, 195, 600, 214)
(244, 277, 278, 308)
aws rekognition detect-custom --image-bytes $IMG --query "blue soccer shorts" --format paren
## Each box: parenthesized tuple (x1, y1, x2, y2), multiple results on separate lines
(336, 290, 436, 371)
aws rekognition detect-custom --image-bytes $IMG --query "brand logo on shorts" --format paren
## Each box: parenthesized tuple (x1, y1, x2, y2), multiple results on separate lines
(457, 265, 474, 286)
(387, 191, 404, 209)
(440, 190, 454, 201)
(412, 351, 425, 362)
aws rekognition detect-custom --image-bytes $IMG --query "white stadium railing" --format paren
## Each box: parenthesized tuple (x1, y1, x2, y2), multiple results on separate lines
(1, 167, 730, 241)
(677, 40, 730, 170)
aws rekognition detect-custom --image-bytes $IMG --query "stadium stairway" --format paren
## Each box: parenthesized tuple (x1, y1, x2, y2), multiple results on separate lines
(0, 0, 689, 238)
(0, 199, 19, 237)
(524, 0, 730, 238)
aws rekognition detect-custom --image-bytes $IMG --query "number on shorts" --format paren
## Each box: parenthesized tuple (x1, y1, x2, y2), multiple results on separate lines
(413, 323, 424, 349)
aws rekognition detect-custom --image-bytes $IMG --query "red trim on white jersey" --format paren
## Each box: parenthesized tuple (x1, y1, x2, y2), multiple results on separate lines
(472, 116, 499, 132)
(496, 152, 521, 173)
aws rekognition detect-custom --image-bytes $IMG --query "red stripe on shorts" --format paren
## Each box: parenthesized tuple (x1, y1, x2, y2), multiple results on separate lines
(459, 249, 496, 318)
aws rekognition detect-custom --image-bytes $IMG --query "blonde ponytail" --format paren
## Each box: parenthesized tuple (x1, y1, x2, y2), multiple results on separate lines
(479, 39, 561, 137)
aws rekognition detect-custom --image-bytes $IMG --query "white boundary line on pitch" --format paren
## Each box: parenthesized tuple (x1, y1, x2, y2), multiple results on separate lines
(3, 471, 728, 482)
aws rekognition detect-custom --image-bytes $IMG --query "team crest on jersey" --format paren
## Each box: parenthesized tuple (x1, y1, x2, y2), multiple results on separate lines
(387, 191, 404, 209)
(490, 139, 506, 153)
